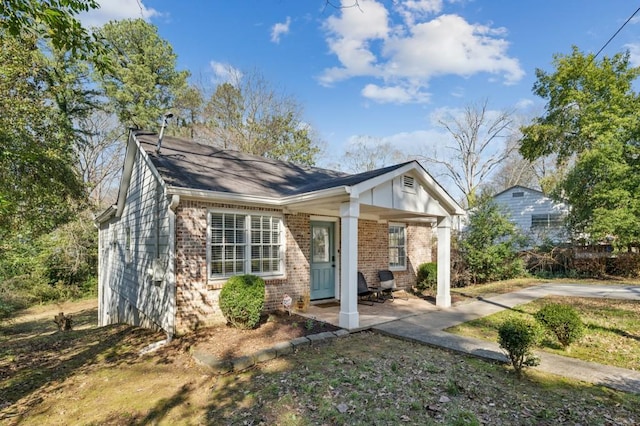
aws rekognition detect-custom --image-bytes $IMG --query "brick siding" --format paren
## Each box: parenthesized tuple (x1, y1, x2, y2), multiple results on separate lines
(174, 200, 433, 333)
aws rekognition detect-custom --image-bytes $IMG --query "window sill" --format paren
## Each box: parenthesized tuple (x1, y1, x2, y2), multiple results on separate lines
(388, 266, 407, 272)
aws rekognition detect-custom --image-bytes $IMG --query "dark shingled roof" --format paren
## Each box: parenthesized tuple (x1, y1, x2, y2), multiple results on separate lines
(135, 131, 411, 198)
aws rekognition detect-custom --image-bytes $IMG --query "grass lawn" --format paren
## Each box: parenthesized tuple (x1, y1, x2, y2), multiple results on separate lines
(446, 296, 640, 370)
(1, 298, 639, 425)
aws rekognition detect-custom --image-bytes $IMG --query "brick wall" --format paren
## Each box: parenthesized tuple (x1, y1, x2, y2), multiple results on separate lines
(356, 221, 433, 289)
(174, 201, 311, 333)
(357, 219, 388, 288)
(173, 199, 434, 333)
(401, 222, 433, 287)
(263, 213, 311, 312)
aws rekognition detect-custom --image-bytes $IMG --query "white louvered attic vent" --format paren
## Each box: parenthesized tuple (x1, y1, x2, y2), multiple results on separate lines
(402, 175, 416, 192)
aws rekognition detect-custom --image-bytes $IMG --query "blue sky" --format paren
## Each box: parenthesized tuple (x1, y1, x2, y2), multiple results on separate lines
(79, 1, 640, 193)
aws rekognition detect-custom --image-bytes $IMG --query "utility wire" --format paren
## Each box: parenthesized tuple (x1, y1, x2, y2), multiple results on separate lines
(593, 5, 640, 60)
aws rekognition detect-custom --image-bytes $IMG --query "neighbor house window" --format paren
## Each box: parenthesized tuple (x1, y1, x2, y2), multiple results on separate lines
(531, 213, 563, 229)
(388, 223, 406, 270)
(512, 191, 524, 198)
(209, 211, 283, 278)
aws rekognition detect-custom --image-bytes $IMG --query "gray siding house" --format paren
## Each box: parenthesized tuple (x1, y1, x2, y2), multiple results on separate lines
(493, 185, 569, 246)
(96, 130, 464, 337)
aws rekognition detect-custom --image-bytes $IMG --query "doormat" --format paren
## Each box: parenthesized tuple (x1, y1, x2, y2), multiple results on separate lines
(315, 301, 340, 308)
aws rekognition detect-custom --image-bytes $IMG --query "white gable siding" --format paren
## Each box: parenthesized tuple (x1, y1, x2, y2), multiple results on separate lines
(493, 186, 569, 245)
(99, 149, 173, 334)
(358, 173, 448, 217)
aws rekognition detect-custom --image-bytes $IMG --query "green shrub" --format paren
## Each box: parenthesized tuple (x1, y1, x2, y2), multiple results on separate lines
(498, 317, 540, 377)
(416, 262, 437, 291)
(458, 197, 528, 285)
(534, 303, 584, 349)
(219, 274, 265, 330)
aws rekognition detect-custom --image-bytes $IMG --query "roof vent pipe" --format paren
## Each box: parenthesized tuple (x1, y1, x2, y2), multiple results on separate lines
(156, 112, 174, 154)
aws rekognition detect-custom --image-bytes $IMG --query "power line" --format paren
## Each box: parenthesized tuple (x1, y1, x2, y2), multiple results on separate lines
(593, 5, 640, 60)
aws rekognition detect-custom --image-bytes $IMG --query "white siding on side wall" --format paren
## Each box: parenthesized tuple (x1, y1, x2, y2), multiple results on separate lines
(99, 148, 173, 335)
(493, 186, 569, 246)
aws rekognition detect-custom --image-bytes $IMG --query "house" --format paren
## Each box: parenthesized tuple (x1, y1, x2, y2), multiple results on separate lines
(95, 130, 465, 337)
(492, 185, 569, 246)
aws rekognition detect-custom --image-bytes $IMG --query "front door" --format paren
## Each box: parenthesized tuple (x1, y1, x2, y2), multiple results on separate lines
(310, 221, 335, 300)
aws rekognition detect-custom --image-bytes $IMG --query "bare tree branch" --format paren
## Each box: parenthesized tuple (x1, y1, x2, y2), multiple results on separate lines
(421, 99, 516, 207)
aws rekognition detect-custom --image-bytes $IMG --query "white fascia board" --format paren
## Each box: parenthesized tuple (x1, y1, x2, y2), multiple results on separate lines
(94, 205, 117, 224)
(350, 163, 416, 196)
(115, 132, 138, 218)
(351, 161, 465, 216)
(166, 185, 349, 207)
(115, 132, 166, 218)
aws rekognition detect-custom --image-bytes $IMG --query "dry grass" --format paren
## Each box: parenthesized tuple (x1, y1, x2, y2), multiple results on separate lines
(447, 296, 640, 370)
(1, 298, 639, 425)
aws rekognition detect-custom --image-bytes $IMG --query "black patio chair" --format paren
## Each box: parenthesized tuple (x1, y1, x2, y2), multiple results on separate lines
(377, 269, 408, 301)
(357, 271, 376, 305)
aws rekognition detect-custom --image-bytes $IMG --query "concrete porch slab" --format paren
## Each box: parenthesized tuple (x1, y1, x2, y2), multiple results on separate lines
(300, 293, 441, 330)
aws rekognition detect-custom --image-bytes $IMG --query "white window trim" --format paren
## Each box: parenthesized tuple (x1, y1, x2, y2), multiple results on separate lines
(388, 222, 407, 271)
(207, 208, 286, 282)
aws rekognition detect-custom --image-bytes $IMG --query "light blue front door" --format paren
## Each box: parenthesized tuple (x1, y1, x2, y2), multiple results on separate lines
(310, 221, 336, 300)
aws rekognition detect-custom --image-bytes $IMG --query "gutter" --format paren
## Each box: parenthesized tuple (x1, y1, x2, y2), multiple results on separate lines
(165, 185, 351, 207)
(94, 205, 117, 225)
(165, 194, 180, 341)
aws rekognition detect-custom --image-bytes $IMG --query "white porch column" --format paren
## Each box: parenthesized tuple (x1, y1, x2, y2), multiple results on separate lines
(339, 198, 359, 329)
(436, 216, 452, 308)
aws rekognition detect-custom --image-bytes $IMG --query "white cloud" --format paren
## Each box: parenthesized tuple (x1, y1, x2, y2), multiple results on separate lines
(271, 17, 291, 43)
(77, 0, 160, 28)
(319, 1, 524, 103)
(361, 83, 431, 104)
(515, 98, 534, 110)
(625, 42, 640, 67)
(209, 61, 243, 85)
(395, 0, 444, 25)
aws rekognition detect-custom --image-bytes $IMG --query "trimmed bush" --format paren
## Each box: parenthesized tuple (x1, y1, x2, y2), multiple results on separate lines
(534, 303, 584, 349)
(498, 318, 540, 377)
(219, 274, 265, 330)
(416, 262, 437, 291)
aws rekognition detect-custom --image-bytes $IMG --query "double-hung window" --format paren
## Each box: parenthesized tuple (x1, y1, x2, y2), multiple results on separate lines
(388, 223, 406, 270)
(209, 211, 283, 279)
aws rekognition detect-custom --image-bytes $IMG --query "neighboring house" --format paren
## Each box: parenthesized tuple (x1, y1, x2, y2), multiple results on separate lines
(492, 185, 569, 246)
(95, 130, 464, 337)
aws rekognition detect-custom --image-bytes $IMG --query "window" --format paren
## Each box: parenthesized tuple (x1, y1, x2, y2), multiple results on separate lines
(531, 213, 563, 229)
(388, 223, 406, 270)
(209, 211, 283, 278)
(512, 191, 524, 198)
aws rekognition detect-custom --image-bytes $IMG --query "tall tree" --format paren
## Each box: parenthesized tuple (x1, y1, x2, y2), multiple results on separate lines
(0, 0, 106, 62)
(75, 111, 125, 207)
(424, 99, 516, 207)
(520, 47, 640, 248)
(335, 136, 405, 173)
(204, 82, 244, 148)
(96, 19, 189, 130)
(0, 33, 85, 238)
(202, 69, 322, 166)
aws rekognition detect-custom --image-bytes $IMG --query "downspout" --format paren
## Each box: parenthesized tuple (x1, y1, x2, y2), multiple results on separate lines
(165, 194, 180, 340)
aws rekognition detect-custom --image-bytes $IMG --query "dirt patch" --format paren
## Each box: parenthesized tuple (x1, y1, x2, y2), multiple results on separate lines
(173, 311, 341, 360)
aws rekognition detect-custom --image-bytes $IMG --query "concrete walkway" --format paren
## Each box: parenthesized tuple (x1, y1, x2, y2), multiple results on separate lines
(373, 283, 640, 394)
